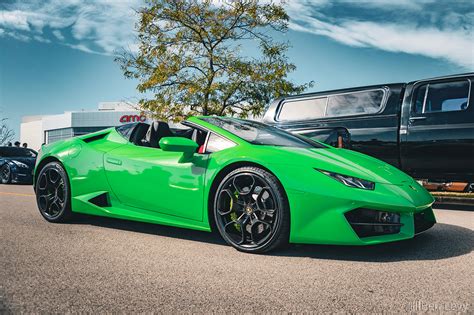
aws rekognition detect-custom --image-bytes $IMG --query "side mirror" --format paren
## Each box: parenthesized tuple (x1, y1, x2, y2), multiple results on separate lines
(159, 137, 199, 162)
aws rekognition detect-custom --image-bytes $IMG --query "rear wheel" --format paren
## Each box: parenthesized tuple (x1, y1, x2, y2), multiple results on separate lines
(0, 164, 11, 184)
(213, 166, 290, 253)
(35, 162, 73, 222)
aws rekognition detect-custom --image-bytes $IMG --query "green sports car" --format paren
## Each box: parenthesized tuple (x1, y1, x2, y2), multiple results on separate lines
(33, 116, 436, 253)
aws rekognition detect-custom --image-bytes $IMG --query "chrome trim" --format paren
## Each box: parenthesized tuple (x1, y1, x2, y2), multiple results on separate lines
(422, 83, 429, 114)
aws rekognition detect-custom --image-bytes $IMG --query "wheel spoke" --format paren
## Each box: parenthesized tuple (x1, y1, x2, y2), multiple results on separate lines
(224, 215, 251, 245)
(38, 173, 48, 191)
(249, 219, 273, 245)
(49, 198, 61, 215)
(217, 189, 240, 216)
(46, 194, 56, 214)
(48, 169, 60, 184)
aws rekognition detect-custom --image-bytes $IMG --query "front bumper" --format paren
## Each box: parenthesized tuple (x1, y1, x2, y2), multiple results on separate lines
(287, 181, 436, 245)
(11, 169, 34, 184)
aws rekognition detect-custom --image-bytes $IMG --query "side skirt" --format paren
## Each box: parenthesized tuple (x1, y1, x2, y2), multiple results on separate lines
(71, 191, 211, 232)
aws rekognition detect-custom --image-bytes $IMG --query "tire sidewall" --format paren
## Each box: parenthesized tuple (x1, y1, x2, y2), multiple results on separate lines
(36, 162, 71, 222)
(1, 164, 11, 184)
(213, 167, 288, 253)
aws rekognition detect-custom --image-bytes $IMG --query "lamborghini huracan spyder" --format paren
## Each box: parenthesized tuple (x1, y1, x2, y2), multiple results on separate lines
(33, 117, 436, 253)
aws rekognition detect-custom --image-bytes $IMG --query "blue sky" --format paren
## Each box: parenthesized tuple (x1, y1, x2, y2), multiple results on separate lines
(1, 0, 473, 138)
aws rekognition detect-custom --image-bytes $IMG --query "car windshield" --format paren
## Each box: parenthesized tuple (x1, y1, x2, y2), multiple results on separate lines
(200, 117, 326, 148)
(0, 147, 37, 158)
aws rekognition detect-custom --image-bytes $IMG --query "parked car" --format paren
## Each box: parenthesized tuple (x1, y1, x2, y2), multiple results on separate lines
(263, 73, 474, 183)
(33, 117, 434, 253)
(0, 146, 37, 184)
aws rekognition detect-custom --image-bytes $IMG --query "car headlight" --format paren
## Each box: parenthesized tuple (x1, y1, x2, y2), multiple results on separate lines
(317, 169, 375, 190)
(12, 160, 29, 168)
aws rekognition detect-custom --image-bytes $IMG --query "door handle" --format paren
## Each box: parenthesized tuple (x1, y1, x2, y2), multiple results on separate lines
(106, 157, 122, 165)
(409, 116, 427, 122)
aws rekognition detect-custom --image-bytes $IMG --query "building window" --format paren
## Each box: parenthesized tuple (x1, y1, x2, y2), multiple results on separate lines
(46, 128, 74, 144)
(46, 127, 110, 144)
(73, 127, 109, 136)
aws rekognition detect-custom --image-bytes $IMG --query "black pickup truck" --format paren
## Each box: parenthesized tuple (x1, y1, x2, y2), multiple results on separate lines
(263, 73, 474, 182)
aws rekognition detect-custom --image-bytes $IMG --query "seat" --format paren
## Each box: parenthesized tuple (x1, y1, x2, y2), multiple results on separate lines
(130, 123, 149, 145)
(145, 121, 173, 148)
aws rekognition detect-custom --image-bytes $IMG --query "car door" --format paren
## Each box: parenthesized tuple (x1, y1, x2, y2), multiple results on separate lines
(103, 142, 209, 221)
(401, 77, 474, 180)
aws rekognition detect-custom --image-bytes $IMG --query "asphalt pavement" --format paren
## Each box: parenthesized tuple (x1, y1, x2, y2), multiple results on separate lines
(1, 185, 472, 313)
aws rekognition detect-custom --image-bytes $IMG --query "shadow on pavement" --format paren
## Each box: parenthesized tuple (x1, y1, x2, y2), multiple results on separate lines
(71, 214, 227, 246)
(274, 223, 473, 262)
(71, 215, 472, 262)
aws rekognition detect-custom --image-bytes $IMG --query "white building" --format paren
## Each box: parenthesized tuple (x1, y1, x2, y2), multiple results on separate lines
(21, 102, 150, 151)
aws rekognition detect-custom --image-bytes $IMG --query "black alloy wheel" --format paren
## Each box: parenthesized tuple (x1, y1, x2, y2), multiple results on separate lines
(36, 162, 72, 222)
(0, 164, 12, 184)
(214, 166, 290, 253)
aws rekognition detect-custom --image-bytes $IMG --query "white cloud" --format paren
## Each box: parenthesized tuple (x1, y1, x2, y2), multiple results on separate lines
(0, 0, 472, 70)
(287, 0, 474, 69)
(0, 0, 141, 55)
(52, 29, 64, 40)
(0, 10, 31, 31)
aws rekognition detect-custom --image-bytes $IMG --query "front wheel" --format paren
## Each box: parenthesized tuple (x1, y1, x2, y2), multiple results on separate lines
(35, 162, 73, 222)
(214, 166, 290, 253)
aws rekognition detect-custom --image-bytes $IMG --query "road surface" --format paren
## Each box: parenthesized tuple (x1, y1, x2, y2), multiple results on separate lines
(1, 185, 472, 313)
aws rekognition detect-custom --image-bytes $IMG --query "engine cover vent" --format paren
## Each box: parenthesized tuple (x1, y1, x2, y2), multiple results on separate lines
(82, 132, 108, 143)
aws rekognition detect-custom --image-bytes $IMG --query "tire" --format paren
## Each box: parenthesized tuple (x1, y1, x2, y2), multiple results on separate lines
(213, 166, 290, 253)
(35, 161, 73, 223)
(0, 164, 12, 184)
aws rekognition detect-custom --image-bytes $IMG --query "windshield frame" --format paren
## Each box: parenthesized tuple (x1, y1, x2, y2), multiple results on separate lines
(199, 117, 327, 149)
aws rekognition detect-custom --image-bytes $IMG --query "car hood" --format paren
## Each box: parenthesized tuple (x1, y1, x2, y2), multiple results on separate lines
(272, 147, 412, 185)
(7, 157, 36, 168)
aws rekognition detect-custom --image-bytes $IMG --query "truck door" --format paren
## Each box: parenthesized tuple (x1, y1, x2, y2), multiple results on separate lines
(401, 77, 474, 181)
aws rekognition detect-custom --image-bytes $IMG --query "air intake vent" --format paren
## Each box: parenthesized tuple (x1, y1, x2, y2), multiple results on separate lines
(89, 193, 111, 207)
(414, 208, 436, 234)
(345, 208, 403, 238)
(82, 133, 108, 143)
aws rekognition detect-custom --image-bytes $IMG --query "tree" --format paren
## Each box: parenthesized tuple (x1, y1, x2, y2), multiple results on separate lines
(117, 0, 313, 121)
(0, 115, 15, 145)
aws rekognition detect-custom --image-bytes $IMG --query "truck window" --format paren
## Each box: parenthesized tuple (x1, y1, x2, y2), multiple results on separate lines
(326, 89, 385, 117)
(414, 80, 470, 114)
(277, 89, 385, 121)
(278, 97, 327, 121)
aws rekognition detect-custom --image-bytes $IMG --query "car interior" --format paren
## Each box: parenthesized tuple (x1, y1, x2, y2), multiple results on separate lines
(127, 121, 209, 153)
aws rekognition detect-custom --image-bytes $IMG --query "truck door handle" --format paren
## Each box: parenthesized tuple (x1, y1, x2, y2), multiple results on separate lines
(409, 117, 427, 122)
(106, 157, 122, 165)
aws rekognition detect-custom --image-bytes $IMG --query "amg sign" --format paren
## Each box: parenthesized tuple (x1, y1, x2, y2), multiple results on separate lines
(119, 115, 147, 123)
